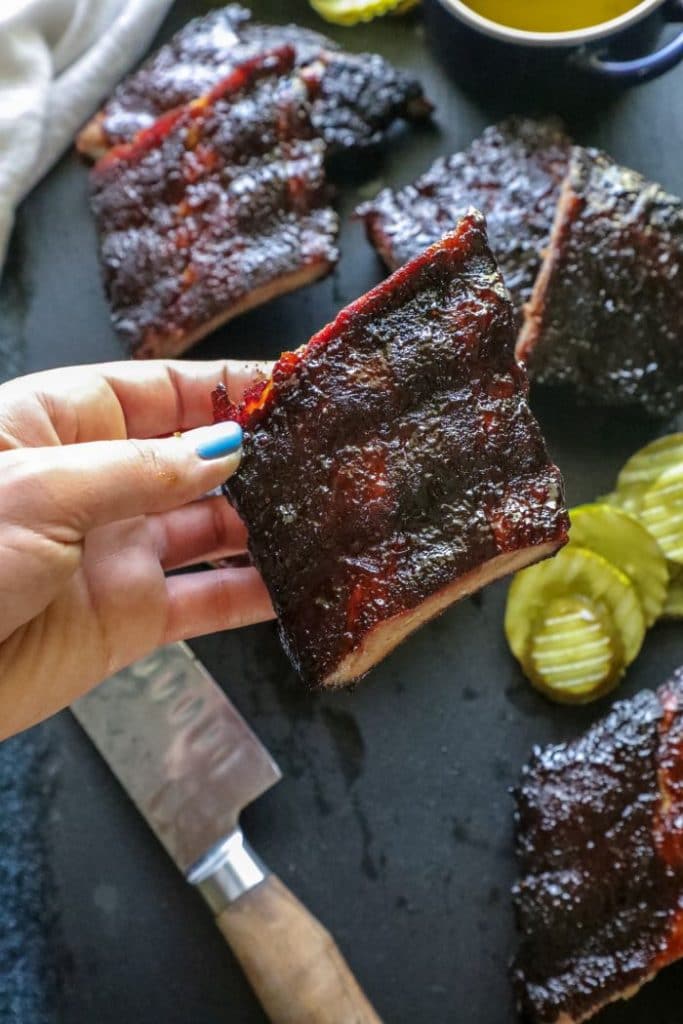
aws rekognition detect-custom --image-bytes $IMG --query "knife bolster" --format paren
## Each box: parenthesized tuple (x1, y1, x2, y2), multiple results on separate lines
(188, 828, 267, 914)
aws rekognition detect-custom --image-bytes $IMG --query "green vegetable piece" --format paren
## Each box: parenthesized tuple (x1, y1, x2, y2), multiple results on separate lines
(641, 465, 683, 565)
(599, 490, 642, 517)
(505, 545, 645, 668)
(616, 433, 683, 515)
(569, 503, 668, 627)
(527, 595, 623, 704)
(309, 0, 406, 25)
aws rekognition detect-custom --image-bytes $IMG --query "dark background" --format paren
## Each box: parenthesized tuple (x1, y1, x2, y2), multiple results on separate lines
(1, 1, 683, 1022)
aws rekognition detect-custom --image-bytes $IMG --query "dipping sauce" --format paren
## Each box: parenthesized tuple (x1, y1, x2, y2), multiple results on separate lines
(463, 0, 641, 32)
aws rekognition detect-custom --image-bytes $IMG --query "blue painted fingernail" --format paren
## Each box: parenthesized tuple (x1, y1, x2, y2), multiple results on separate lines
(195, 422, 243, 460)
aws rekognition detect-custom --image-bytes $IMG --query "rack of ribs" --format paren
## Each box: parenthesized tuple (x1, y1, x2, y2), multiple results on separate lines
(77, 4, 431, 162)
(89, 47, 339, 359)
(356, 118, 571, 323)
(212, 210, 568, 688)
(513, 669, 683, 1023)
(517, 146, 683, 417)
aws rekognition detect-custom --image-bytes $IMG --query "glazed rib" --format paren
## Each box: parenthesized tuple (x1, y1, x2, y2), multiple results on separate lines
(517, 146, 683, 417)
(302, 49, 431, 157)
(77, 4, 431, 161)
(213, 211, 568, 688)
(77, 5, 254, 158)
(89, 48, 339, 358)
(513, 670, 683, 1024)
(357, 118, 571, 321)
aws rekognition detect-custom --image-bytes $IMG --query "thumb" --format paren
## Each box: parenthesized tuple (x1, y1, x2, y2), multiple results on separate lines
(0, 420, 243, 544)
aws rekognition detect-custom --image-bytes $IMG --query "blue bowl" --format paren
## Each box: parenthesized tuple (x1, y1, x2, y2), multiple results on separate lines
(435, 0, 683, 82)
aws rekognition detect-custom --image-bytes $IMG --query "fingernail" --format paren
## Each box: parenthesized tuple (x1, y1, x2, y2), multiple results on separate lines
(193, 422, 243, 460)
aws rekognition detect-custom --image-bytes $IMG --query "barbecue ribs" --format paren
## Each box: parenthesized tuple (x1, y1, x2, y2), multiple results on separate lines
(77, 4, 430, 161)
(513, 670, 683, 1023)
(89, 48, 338, 358)
(517, 146, 683, 417)
(213, 211, 568, 688)
(357, 118, 571, 321)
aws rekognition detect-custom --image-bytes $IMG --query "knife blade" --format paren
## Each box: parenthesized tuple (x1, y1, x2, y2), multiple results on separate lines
(72, 642, 381, 1024)
(72, 641, 280, 874)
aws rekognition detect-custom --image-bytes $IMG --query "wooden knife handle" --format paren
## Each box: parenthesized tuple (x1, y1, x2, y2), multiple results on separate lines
(216, 873, 382, 1024)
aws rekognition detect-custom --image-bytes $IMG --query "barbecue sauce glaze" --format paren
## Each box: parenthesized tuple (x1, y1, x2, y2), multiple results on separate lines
(80, 4, 430, 159)
(214, 212, 568, 686)
(518, 147, 683, 418)
(357, 118, 571, 324)
(514, 671, 683, 1023)
(90, 48, 338, 357)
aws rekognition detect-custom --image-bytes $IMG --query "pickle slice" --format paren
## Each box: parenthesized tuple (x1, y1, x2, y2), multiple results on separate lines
(615, 433, 683, 515)
(309, 0, 406, 25)
(505, 545, 645, 668)
(641, 465, 683, 564)
(599, 490, 642, 517)
(569, 503, 668, 627)
(662, 563, 683, 619)
(527, 595, 622, 704)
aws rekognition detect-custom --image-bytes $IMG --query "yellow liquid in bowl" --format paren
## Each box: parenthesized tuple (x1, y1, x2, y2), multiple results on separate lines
(463, 0, 641, 32)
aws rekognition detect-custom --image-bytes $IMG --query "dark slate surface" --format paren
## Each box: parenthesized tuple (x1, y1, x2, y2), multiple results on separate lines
(1, 2, 683, 1022)
(0, 333, 62, 1024)
(0, 730, 62, 1024)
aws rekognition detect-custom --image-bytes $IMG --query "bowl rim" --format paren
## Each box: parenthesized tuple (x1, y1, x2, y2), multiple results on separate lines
(436, 0, 665, 47)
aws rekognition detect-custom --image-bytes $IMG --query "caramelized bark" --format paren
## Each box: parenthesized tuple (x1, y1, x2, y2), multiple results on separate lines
(517, 147, 683, 417)
(77, 5, 430, 161)
(513, 670, 683, 1024)
(357, 118, 570, 321)
(77, 5, 253, 158)
(89, 49, 338, 358)
(303, 50, 431, 156)
(213, 212, 568, 687)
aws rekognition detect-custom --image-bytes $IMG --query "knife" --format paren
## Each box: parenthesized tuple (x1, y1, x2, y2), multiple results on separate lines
(72, 641, 381, 1024)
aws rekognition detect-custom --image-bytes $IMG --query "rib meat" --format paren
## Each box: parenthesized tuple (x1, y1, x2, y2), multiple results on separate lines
(356, 118, 571, 321)
(78, 5, 253, 158)
(304, 49, 431, 158)
(77, 4, 431, 161)
(213, 211, 568, 688)
(513, 670, 683, 1024)
(517, 146, 683, 417)
(89, 48, 339, 358)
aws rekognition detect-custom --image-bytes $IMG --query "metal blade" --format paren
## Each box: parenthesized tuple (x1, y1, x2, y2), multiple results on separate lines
(72, 642, 281, 875)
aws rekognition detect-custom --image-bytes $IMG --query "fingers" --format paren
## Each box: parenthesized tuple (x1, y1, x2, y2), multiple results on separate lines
(163, 566, 275, 643)
(148, 495, 249, 570)
(100, 359, 272, 437)
(0, 359, 273, 447)
(0, 423, 246, 643)
(0, 561, 275, 738)
(0, 421, 244, 544)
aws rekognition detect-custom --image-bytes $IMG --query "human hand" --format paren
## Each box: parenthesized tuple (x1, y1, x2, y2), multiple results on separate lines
(0, 359, 275, 739)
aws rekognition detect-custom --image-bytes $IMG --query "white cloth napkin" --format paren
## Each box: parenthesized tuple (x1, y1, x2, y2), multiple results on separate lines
(0, 0, 175, 272)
